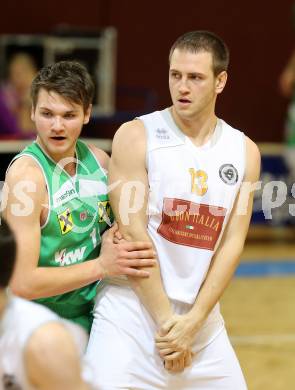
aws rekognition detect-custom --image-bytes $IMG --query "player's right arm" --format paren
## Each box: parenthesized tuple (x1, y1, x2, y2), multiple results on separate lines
(25, 322, 89, 390)
(109, 120, 173, 326)
(3, 157, 155, 300)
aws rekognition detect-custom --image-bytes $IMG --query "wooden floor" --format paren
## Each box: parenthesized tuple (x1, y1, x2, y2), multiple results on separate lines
(221, 232, 295, 390)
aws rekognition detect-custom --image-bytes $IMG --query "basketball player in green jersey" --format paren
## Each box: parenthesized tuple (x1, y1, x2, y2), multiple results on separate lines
(3, 61, 156, 333)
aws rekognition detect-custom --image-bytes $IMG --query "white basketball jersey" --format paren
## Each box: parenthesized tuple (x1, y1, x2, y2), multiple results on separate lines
(0, 296, 88, 390)
(140, 108, 246, 304)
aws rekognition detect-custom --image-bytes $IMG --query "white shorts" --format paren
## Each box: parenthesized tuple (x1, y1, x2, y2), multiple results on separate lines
(85, 284, 247, 390)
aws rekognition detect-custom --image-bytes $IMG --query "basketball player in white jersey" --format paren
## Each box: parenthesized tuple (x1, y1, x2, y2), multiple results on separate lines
(0, 218, 91, 390)
(86, 31, 260, 389)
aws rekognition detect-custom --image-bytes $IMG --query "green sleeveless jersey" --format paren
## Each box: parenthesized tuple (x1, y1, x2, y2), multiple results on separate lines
(11, 140, 112, 332)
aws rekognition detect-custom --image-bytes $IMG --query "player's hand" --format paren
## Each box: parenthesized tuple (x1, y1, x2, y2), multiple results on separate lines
(163, 349, 193, 373)
(155, 314, 200, 360)
(98, 224, 156, 278)
(113, 223, 124, 244)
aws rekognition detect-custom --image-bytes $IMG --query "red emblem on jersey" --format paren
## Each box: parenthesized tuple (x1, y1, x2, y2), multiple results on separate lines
(157, 198, 226, 250)
(80, 211, 87, 221)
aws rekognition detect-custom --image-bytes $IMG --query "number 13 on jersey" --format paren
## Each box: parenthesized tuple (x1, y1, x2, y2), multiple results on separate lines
(189, 168, 208, 196)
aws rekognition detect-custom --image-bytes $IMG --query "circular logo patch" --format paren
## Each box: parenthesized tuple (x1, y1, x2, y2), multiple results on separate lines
(219, 164, 238, 185)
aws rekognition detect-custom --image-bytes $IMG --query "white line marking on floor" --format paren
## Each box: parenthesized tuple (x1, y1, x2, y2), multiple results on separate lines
(231, 334, 295, 346)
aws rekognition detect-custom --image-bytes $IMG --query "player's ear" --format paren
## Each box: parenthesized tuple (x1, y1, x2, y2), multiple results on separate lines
(215, 71, 227, 94)
(83, 104, 92, 124)
(31, 105, 36, 122)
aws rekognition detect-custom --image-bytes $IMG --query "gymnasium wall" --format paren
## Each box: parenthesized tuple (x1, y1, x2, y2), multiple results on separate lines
(1, 0, 294, 142)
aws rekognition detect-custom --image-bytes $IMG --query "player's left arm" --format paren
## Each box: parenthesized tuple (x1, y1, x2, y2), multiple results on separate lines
(156, 136, 261, 359)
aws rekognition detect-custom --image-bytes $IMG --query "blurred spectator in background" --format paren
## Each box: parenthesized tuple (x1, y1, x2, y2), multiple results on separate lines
(279, 50, 295, 179)
(279, 2, 295, 179)
(0, 52, 37, 139)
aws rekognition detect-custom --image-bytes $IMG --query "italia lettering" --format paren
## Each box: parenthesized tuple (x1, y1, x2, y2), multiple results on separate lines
(170, 212, 219, 231)
(158, 198, 225, 250)
(212, 222, 220, 231)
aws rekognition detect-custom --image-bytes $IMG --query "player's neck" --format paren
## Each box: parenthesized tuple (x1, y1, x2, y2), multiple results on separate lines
(0, 291, 7, 319)
(36, 138, 77, 176)
(51, 154, 77, 177)
(170, 107, 217, 147)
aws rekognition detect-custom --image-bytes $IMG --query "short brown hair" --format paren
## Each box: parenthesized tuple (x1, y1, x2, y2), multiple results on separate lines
(31, 61, 94, 112)
(169, 31, 229, 76)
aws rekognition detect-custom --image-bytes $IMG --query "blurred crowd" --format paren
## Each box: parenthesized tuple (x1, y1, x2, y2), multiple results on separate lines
(0, 52, 37, 139)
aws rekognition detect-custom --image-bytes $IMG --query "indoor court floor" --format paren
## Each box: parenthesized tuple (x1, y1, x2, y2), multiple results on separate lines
(221, 227, 295, 389)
